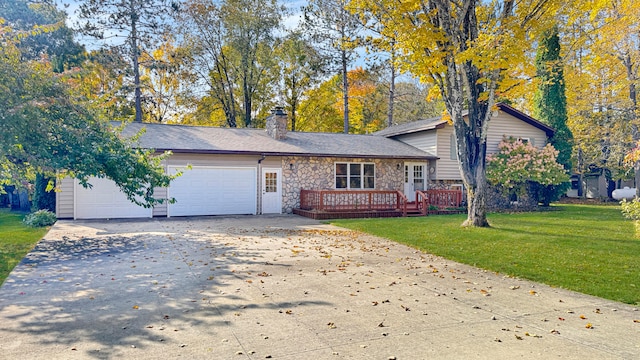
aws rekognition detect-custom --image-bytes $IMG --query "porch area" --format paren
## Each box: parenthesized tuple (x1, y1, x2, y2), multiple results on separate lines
(292, 189, 464, 220)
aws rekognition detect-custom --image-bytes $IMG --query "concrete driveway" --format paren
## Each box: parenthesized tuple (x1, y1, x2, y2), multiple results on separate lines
(0, 215, 638, 359)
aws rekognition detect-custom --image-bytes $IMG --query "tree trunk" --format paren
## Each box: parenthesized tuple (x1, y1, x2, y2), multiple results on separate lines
(19, 189, 30, 212)
(461, 153, 489, 227)
(387, 62, 395, 127)
(244, 90, 252, 127)
(463, 187, 488, 227)
(131, 0, 143, 122)
(291, 101, 297, 131)
(342, 49, 349, 134)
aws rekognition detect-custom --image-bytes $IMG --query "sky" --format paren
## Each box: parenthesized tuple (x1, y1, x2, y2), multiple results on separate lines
(55, 0, 307, 34)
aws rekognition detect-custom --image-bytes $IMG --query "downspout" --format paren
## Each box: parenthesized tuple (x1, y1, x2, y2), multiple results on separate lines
(257, 155, 266, 214)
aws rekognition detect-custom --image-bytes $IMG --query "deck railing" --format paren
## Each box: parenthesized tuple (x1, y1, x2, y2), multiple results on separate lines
(424, 189, 463, 208)
(298, 189, 462, 218)
(416, 190, 429, 215)
(300, 189, 408, 216)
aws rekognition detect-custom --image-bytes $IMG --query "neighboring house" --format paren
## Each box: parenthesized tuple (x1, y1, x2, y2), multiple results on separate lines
(56, 103, 555, 220)
(56, 109, 435, 219)
(375, 102, 555, 197)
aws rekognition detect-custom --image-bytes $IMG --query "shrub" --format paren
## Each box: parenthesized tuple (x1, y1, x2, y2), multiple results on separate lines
(486, 137, 569, 200)
(620, 198, 640, 220)
(23, 209, 57, 227)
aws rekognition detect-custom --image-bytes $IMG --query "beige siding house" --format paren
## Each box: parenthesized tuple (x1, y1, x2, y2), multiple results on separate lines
(376, 103, 555, 189)
(56, 103, 554, 220)
(57, 110, 436, 219)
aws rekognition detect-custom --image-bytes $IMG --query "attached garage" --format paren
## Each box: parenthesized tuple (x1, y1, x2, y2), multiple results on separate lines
(74, 177, 152, 220)
(167, 166, 257, 217)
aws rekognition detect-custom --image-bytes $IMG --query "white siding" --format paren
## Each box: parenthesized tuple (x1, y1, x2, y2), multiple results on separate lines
(152, 186, 168, 217)
(395, 132, 437, 155)
(486, 110, 548, 153)
(56, 177, 75, 219)
(435, 126, 462, 180)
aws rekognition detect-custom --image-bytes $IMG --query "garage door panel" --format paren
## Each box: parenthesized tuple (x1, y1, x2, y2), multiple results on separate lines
(168, 166, 256, 216)
(75, 177, 152, 219)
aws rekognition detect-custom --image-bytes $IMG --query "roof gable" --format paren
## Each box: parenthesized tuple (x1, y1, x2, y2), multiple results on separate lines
(375, 103, 555, 138)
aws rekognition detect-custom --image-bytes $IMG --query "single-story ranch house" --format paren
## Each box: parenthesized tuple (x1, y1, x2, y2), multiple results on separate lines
(56, 103, 555, 219)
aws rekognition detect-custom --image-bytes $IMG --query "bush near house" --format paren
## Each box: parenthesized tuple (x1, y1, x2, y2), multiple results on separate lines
(486, 137, 569, 208)
(23, 209, 57, 227)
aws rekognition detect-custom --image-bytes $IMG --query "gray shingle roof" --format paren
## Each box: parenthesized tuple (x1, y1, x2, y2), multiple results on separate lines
(116, 122, 436, 159)
(374, 116, 447, 137)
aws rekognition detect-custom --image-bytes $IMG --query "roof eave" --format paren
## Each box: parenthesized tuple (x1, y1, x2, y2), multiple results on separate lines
(152, 148, 436, 160)
(380, 122, 447, 138)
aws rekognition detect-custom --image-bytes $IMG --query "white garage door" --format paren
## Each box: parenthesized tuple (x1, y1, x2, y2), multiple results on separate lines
(74, 177, 152, 219)
(168, 166, 257, 217)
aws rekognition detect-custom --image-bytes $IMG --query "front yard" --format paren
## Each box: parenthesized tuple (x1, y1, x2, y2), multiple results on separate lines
(0, 209, 49, 285)
(332, 204, 640, 305)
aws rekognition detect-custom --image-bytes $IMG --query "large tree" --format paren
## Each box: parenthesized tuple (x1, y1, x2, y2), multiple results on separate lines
(0, 0, 85, 72)
(75, 0, 176, 122)
(354, 0, 561, 227)
(303, 0, 362, 134)
(275, 31, 326, 131)
(177, 0, 283, 128)
(533, 26, 573, 204)
(563, 1, 640, 192)
(1, 19, 173, 207)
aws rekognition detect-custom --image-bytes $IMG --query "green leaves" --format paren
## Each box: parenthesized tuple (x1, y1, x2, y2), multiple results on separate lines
(1, 22, 174, 208)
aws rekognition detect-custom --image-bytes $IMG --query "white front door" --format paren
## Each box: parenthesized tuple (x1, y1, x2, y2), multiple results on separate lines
(404, 163, 426, 201)
(261, 168, 282, 214)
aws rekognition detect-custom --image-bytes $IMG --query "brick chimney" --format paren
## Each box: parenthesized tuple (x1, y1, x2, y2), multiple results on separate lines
(266, 106, 288, 140)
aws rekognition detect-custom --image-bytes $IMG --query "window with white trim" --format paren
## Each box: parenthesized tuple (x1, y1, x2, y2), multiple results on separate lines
(518, 137, 535, 146)
(335, 163, 375, 189)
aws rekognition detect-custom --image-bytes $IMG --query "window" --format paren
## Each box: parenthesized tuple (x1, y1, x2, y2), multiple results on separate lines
(264, 172, 277, 193)
(335, 163, 375, 189)
(517, 137, 535, 146)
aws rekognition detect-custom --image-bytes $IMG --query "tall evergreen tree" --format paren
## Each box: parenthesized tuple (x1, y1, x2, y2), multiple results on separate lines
(533, 26, 573, 204)
(533, 26, 573, 170)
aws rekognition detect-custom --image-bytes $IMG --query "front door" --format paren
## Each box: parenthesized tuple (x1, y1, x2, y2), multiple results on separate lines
(262, 168, 282, 214)
(404, 163, 426, 201)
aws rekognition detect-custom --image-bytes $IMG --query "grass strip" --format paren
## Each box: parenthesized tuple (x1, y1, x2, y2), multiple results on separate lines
(0, 209, 48, 285)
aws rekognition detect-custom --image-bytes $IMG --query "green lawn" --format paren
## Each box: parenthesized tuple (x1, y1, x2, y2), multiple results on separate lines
(331, 204, 640, 305)
(0, 209, 49, 285)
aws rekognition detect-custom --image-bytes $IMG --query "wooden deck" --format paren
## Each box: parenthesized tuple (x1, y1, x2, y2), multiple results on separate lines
(294, 189, 464, 220)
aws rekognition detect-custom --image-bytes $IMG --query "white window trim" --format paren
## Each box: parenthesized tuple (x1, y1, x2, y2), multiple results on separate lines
(516, 137, 535, 146)
(335, 162, 376, 190)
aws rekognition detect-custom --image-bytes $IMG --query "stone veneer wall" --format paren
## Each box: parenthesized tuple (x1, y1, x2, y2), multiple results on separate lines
(281, 156, 404, 213)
